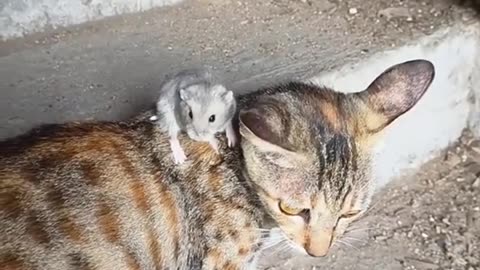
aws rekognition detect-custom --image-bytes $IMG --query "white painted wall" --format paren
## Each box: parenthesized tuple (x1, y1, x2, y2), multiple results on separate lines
(0, 0, 183, 40)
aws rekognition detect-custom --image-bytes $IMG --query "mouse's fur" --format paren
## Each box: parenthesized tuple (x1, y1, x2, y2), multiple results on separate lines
(155, 69, 237, 164)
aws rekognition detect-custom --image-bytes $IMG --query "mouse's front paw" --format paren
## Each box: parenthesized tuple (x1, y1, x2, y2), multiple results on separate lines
(170, 138, 187, 164)
(226, 127, 237, 148)
(208, 138, 220, 154)
(172, 148, 187, 164)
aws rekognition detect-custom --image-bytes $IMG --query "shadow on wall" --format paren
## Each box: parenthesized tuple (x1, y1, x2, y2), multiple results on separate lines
(456, 0, 480, 16)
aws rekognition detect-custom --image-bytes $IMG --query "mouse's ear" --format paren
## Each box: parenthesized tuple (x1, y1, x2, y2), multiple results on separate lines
(222, 90, 235, 103)
(211, 84, 227, 95)
(179, 88, 190, 101)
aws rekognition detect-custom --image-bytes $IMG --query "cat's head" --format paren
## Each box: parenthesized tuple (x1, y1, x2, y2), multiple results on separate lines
(239, 60, 434, 257)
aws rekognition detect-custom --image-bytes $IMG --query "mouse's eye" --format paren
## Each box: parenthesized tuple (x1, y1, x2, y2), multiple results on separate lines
(209, 115, 215, 123)
(188, 110, 193, 119)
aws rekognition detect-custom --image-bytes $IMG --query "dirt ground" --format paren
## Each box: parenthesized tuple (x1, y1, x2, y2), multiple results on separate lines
(258, 131, 480, 270)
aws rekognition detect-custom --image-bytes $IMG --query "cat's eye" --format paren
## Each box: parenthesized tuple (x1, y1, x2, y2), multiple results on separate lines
(279, 201, 311, 222)
(340, 210, 361, 219)
(209, 115, 215, 123)
(188, 110, 193, 119)
(279, 201, 302, 215)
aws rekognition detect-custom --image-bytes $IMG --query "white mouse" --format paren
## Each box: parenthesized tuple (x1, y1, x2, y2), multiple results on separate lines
(153, 69, 237, 164)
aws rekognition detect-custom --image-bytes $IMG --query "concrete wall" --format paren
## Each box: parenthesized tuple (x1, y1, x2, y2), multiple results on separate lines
(0, 0, 182, 40)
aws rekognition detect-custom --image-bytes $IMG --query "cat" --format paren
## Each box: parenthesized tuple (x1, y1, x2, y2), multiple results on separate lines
(0, 59, 434, 269)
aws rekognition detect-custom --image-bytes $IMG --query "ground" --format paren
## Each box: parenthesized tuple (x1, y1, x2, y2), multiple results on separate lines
(0, 0, 479, 139)
(260, 132, 480, 270)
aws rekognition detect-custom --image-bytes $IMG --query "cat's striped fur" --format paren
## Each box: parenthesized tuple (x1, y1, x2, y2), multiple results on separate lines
(0, 120, 264, 270)
(0, 60, 434, 269)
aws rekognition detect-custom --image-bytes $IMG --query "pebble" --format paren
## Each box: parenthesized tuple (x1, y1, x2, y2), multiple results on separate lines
(442, 218, 451, 225)
(348, 8, 358, 15)
(374, 235, 388, 241)
(378, 7, 411, 20)
(472, 178, 480, 188)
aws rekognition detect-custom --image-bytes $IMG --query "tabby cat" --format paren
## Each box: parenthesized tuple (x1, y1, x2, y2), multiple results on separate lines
(0, 60, 434, 270)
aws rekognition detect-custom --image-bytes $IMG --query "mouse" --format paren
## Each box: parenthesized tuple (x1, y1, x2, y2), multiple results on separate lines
(153, 68, 237, 164)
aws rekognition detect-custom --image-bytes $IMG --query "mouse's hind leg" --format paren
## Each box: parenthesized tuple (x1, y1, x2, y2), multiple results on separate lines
(168, 128, 187, 164)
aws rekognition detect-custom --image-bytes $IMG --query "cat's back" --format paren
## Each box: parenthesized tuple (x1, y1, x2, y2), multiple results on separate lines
(0, 120, 263, 270)
(0, 121, 180, 269)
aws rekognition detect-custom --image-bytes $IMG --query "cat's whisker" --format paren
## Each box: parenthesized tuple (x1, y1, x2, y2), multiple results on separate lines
(275, 241, 293, 255)
(264, 243, 284, 256)
(253, 228, 272, 232)
(346, 227, 372, 233)
(259, 237, 284, 244)
(335, 239, 360, 251)
(362, 199, 385, 217)
(333, 240, 346, 250)
(282, 235, 299, 251)
(271, 239, 293, 255)
(257, 231, 274, 236)
(259, 239, 286, 252)
(342, 236, 367, 244)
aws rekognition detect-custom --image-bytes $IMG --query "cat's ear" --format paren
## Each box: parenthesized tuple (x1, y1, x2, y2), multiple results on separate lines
(239, 102, 305, 165)
(179, 88, 190, 101)
(352, 59, 435, 134)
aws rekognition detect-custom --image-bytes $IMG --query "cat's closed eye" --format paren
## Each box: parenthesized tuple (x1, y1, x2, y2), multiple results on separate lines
(340, 210, 362, 219)
(278, 201, 311, 222)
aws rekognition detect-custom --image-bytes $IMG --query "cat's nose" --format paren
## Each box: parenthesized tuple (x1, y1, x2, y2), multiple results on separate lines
(304, 229, 333, 257)
(304, 245, 329, 257)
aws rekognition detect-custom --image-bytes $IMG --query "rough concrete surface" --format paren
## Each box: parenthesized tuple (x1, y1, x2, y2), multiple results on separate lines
(1, 0, 480, 269)
(1, 0, 479, 139)
(0, 0, 182, 40)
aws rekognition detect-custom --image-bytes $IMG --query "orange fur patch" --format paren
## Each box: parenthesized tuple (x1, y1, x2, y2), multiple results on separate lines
(0, 253, 25, 270)
(96, 202, 121, 244)
(0, 186, 24, 219)
(147, 228, 163, 268)
(26, 211, 50, 245)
